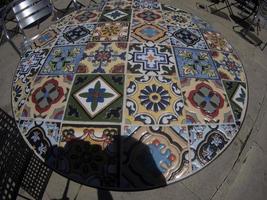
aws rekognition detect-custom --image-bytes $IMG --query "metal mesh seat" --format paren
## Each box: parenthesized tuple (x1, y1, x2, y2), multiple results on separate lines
(0, 108, 52, 200)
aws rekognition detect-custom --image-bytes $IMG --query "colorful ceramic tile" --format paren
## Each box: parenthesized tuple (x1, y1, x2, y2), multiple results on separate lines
(31, 27, 61, 49)
(121, 126, 190, 188)
(56, 24, 96, 45)
(127, 43, 176, 76)
(18, 119, 61, 159)
(77, 42, 127, 74)
(130, 22, 170, 45)
(104, 1, 132, 9)
(181, 78, 234, 124)
(222, 81, 247, 125)
(12, 49, 49, 120)
(69, 8, 101, 24)
(39, 46, 85, 76)
(211, 51, 246, 81)
(125, 75, 185, 125)
(173, 48, 219, 79)
(21, 75, 73, 120)
(50, 14, 74, 29)
(168, 26, 208, 50)
(202, 30, 233, 52)
(133, 9, 164, 24)
(99, 8, 131, 22)
(133, 0, 161, 9)
(64, 74, 124, 122)
(91, 22, 129, 42)
(163, 11, 197, 29)
(47, 124, 120, 187)
(188, 124, 238, 171)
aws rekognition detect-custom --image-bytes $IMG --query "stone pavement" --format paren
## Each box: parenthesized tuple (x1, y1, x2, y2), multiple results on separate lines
(0, 0, 266, 199)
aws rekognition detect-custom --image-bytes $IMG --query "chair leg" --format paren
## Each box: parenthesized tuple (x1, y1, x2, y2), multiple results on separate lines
(260, 42, 267, 51)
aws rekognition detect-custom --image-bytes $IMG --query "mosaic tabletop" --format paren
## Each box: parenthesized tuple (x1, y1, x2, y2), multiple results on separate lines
(12, 0, 248, 190)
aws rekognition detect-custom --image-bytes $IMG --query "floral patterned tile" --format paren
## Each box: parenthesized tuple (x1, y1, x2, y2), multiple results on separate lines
(127, 43, 176, 76)
(121, 126, 190, 189)
(12, 49, 50, 120)
(46, 124, 120, 187)
(211, 51, 246, 82)
(91, 22, 130, 42)
(132, 0, 161, 9)
(18, 119, 61, 159)
(125, 75, 185, 125)
(133, 9, 164, 24)
(69, 8, 101, 24)
(130, 22, 170, 45)
(77, 42, 127, 74)
(55, 24, 96, 46)
(167, 26, 208, 50)
(173, 47, 219, 79)
(21, 75, 73, 120)
(188, 124, 238, 171)
(99, 8, 132, 22)
(163, 11, 198, 29)
(31, 27, 62, 49)
(64, 74, 124, 122)
(202, 30, 233, 52)
(39, 46, 85, 76)
(181, 78, 234, 124)
(222, 80, 247, 126)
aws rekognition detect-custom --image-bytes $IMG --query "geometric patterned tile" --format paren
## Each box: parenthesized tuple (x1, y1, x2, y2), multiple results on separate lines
(202, 30, 233, 52)
(104, 1, 132, 9)
(211, 51, 246, 81)
(133, 9, 164, 24)
(133, 0, 161, 9)
(181, 78, 235, 124)
(222, 80, 247, 125)
(45, 123, 120, 187)
(77, 42, 127, 74)
(127, 43, 176, 76)
(121, 126, 190, 189)
(21, 75, 73, 120)
(130, 22, 170, 45)
(163, 11, 198, 29)
(55, 24, 96, 46)
(12, 49, 50, 120)
(168, 26, 208, 49)
(91, 22, 130, 42)
(99, 8, 131, 22)
(125, 75, 185, 125)
(188, 124, 238, 171)
(18, 119, 61, 159)
(173, 47, 219, 79)
(39, 46, 85, 76)
(69, 8, 101, 24)
(64, 74, 124, 122)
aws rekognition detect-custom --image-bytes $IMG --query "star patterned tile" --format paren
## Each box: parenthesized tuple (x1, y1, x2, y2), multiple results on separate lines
(39, 46, 85, 76)
(181, 78, 235, 124)
(173, 47, 219, 79)
(167, 26, 208, 49)
(56, 24, 95, 45)
(133, 9, 164, 24)
(125, 75, 186, 125)
(163, 11, 198, 29)
(77, 42, 127, 74)
(99, 8, 131, 22)
(69, 8, 101, 24)
(64, 74, 124, 122)
(127, 42, 176, 76)
(91, 22, 130, 42)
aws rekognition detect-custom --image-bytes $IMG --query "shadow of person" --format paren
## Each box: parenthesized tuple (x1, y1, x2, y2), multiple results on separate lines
(45, 130, 167, 197)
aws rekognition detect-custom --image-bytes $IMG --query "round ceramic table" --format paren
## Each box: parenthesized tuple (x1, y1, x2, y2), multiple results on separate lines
(12, 0, 248, 191)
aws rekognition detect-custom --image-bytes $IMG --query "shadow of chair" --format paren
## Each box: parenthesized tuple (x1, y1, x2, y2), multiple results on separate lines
(0, 108, 52, 200)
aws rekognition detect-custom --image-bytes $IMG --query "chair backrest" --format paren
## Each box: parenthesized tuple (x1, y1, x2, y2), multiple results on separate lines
(12, 0, 52, 29)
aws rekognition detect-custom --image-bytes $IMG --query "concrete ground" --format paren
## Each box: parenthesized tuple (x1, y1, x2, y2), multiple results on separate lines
(1, 0, 267, 199)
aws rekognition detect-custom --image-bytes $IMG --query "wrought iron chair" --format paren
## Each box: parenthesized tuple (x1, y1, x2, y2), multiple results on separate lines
(0, 108, 53, 200)
(2, 0, 53, 56)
